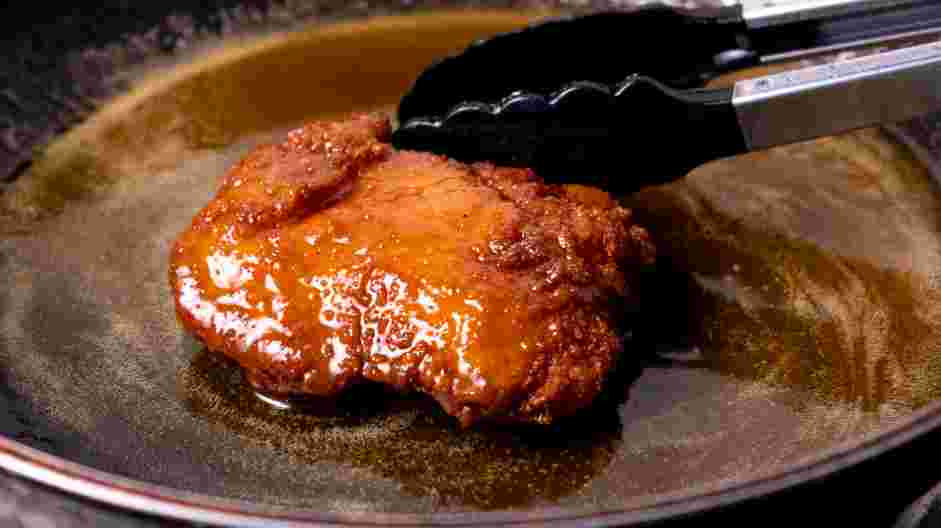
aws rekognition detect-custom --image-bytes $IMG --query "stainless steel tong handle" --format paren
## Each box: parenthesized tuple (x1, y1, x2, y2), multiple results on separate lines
(742, 0, 924, 28)
(733, 39, 941, 150)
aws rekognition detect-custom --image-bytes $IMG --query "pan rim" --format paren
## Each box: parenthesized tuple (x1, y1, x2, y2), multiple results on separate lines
(2, 373, 941, 526)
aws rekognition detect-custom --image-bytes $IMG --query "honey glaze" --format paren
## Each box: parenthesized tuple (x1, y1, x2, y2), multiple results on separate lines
(170, 116, 653, 426)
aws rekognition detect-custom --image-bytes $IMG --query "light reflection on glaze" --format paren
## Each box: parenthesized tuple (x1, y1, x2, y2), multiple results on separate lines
(360, 270, 450, 361)
(264, 274, 281, 294)
(181, 230, 495, 403)
(417, 289, 439, 314)
(177, 263, 291, 354)
(451, 311, 482, 383)
(206, 252, 257, 289)
(295, 264, 469, 372)
(304, 270, 364, 330)
(216, 289, 252, 309)
(326, 336, 352, 378)
(260, 340, 297, 363)
(271, 295, 289, 323)
(221, 225, 238, 245)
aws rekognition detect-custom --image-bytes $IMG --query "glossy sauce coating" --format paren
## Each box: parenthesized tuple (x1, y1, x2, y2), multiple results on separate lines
(170, 115, 654, 425)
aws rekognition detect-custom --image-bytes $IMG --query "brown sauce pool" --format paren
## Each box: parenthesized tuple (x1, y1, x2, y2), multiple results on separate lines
(2, 9, 941, 513)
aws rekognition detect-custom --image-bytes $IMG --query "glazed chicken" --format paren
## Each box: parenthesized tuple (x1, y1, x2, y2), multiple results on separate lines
(170, 114, 655, 426)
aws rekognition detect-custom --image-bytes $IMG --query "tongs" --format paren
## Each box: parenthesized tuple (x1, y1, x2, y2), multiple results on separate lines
(391, 0, 941, 193)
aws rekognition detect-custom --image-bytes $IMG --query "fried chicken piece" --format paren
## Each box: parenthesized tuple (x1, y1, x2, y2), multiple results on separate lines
(170, 114, 654, 426)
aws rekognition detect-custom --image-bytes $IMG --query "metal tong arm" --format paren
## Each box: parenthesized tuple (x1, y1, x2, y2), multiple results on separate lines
(745, 0, 941, 63)
(733, 39, 941, 150)
(743, 0, 927, 28)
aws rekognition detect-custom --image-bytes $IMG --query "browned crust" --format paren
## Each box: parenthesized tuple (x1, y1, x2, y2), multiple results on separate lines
(170, 114, 655, 426)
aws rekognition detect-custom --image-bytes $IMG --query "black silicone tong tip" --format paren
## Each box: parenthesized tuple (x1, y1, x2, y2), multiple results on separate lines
(392, 76, 747, 194)
(396, 5, 751, 126)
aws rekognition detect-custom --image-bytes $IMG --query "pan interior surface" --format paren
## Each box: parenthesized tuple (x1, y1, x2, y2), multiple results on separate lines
(2, 8, 941, 520)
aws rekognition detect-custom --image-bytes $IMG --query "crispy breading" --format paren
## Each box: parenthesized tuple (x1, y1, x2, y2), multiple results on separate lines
(170, 114, 654, 425)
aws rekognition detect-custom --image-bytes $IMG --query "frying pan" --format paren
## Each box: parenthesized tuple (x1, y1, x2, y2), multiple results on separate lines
(4, 1, 941, 526)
